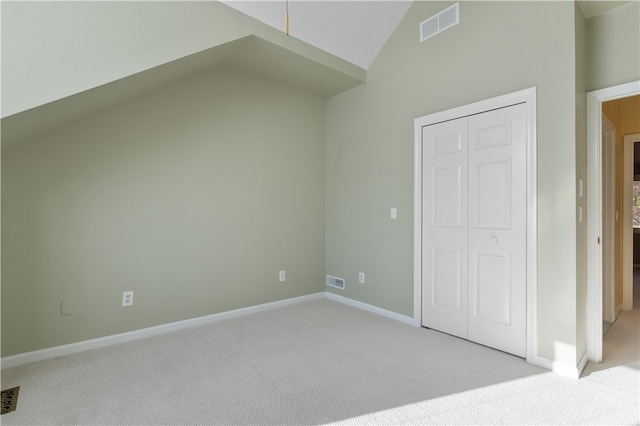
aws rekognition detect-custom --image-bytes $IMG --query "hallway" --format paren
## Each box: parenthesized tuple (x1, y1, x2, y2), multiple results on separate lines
(599, 269, 640, 370)
(587, 308, 639, 376)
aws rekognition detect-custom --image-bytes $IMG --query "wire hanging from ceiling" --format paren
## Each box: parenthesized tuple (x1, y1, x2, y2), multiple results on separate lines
(285, 0, 289, 36)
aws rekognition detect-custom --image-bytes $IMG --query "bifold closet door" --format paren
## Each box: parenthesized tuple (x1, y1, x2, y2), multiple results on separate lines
(422, 103, 527, 358)
(422, 116, 469, 340)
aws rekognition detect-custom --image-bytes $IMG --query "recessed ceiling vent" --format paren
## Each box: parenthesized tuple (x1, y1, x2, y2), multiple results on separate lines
(420, 2, 459, 42)
(326, 275, 345, 290)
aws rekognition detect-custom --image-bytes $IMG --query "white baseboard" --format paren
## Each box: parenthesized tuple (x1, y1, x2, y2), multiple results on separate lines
(1, 292, 325, 370)
(533, 355, 585, 379)
(615, 304, 623, 319)
(2, 291, 581, 379)
(576, 351, 589, 377)
(325, 292, 420, 327)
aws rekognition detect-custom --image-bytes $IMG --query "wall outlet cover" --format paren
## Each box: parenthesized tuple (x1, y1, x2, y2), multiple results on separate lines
(122, 291, 134, 307)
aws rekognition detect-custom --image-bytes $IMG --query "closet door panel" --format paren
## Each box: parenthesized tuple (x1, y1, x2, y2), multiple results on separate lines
(422, 117, 468, 339)
(467, 103, 527, 357)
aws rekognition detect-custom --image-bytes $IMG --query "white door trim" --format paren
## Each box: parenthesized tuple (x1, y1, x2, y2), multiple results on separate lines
(413, 87, 537, 364)
(624, 133, 640, 310)
(602, 114, 616, 323)
(586, 80, 640, 363)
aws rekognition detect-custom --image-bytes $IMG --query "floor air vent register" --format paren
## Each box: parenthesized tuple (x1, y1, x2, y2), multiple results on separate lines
(326, 275, 345, 290)
(1, 386, 20, 415)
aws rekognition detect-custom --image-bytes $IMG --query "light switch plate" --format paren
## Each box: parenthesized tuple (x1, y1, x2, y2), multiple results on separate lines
(579, 179, 583, 197)
(61, 300, 72, 316)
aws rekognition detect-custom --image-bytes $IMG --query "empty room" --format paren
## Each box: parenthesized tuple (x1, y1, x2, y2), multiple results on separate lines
(1, 1, 639, 424)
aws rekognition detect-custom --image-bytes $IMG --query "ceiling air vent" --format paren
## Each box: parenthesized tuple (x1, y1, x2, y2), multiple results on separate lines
(420, 2, 459, 42)
(326, 275, 345, 290)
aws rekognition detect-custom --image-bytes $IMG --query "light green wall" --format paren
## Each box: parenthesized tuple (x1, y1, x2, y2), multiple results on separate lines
(326, 1, 579, 365)
(1, 66, 326, 356)
(2, 1, 363, 117)
(587, 1, 640, 91)
(4, 0, 635, 367)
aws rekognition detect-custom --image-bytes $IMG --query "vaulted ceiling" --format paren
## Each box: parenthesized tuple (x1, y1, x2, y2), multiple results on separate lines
(221, 1, 634, 68)
(220, 1, 412, 69)
(1, 1, 634, 148)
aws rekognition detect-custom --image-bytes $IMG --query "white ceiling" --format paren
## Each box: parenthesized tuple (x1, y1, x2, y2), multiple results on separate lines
(222, 1, 636, 69)
(220, 1, 413, 69)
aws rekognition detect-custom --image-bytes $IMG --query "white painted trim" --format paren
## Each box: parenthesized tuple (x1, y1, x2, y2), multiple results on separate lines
(624, 133, 640, 311)
(533, 354, 586, 380)
(413, 87, 537, 364)
(587, 91, 604, 362)
(326, 292, 419, 327)
(586, 80, 640, 364)
(602, 114, 616, 323)
(525, 89, 538, 366)
(413, 116, 424, 327)
(577, 351, 589, 377)
(1, 293, 325, 370)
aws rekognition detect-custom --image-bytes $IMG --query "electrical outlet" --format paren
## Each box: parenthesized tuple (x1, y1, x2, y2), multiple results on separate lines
(391, 208, 397, 219)
(279, 270, 286, 282)
(359, 272, 365, 283)
(122, 291, 134, 307)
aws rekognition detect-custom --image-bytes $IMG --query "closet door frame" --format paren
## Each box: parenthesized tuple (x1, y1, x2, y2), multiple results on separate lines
(413, 87, 537, 365)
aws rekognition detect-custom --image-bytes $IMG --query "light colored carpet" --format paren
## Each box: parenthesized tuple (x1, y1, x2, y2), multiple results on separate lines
(603, 320, 613, 336)
(1, 299, 638, 425)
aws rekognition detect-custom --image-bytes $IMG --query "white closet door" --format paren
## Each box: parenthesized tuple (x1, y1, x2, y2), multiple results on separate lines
(421, 103, 527, 358)
(422, 117, 468, 339)
(467, 103, 527, 357)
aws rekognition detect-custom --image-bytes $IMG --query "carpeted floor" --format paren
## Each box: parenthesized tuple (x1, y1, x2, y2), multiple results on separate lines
(1, 299, 638, 425)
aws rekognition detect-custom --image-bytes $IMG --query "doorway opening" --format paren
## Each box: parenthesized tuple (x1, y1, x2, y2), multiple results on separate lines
(628, 136, 640, 310)
(586, 81, 640, 364)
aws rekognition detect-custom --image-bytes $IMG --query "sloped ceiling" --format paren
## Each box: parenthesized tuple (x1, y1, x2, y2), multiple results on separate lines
(222, 1, 634, 61)
(2, 1, 634, 148)
(220, 1, 413, 69)
(1, 1, 376, 148)
(1, 36, 366, 147)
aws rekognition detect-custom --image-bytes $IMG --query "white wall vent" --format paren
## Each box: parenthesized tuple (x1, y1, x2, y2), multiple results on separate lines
(326, 275, 345, 290)
(420, 2, 459, 42)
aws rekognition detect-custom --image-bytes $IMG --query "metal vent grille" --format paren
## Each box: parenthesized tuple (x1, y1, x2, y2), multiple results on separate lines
(420, 2, 459, 42)
(1, 386, 20, 415)
(326, 275, 345, 290)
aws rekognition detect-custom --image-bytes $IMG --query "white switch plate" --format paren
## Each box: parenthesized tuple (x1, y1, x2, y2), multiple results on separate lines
(61, 300, 72, 316)
(391, 208, 397, 219)
(578, 179, 583, 197)
(122, 291, 134, 307)
(279, 270, 286, 282)
(358, 272, 365, 283)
